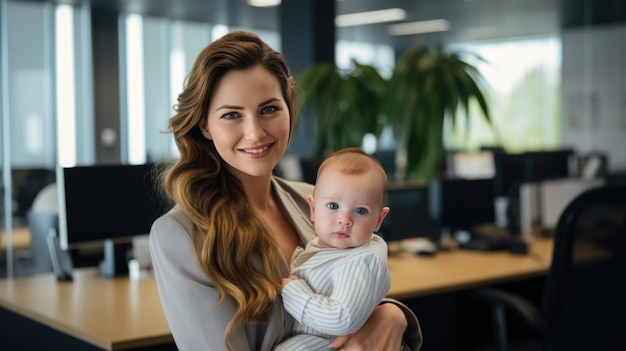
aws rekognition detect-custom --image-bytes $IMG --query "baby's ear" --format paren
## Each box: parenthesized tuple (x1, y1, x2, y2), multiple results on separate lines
(307, 194, 315, 221)
(375, 206, 390, 231)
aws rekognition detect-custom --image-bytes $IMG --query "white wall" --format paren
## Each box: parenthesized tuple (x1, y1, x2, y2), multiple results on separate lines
(561, 24, 626, 171)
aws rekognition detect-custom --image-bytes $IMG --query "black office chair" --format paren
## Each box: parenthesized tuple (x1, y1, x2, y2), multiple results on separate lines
(472, 184, 626, 351)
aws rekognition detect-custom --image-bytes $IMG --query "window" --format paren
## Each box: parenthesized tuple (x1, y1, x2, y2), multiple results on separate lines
(446, 36, 562, 152)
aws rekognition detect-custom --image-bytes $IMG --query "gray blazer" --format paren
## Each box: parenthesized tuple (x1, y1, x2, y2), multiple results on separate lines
(150, 176, 423, 351)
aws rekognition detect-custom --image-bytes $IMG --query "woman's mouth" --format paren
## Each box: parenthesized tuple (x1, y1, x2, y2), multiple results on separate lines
(241, 143, 272, 155)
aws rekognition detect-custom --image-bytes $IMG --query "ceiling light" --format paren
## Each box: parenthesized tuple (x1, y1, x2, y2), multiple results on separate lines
(388, 19, 450, 36)
(336, 8, 406, 27)
(247, 0, 281, 7)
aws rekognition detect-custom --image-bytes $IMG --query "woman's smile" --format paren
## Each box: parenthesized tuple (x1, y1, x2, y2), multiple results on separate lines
(239, 142, 273, 156)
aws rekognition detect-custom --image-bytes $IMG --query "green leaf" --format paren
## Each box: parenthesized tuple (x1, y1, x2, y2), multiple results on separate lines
(388, 41, 493, 181)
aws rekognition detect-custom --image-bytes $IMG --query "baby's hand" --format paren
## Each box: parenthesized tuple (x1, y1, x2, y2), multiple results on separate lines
(280, 274, 300, 290)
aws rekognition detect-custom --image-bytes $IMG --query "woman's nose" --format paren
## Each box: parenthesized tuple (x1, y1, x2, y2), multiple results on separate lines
(244, 117, 266, 141)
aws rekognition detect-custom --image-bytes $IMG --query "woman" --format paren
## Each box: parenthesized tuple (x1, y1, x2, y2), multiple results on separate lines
(149, 30, 422, 351)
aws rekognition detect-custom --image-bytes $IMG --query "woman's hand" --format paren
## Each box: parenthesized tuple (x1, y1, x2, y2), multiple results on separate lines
(328, 303, 407, 350)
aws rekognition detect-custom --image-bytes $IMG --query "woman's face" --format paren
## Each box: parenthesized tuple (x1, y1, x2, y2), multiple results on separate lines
(202, 65, 291, 179)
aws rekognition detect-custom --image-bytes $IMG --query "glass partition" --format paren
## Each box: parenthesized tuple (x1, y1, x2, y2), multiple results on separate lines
(2, 1, 56, 278)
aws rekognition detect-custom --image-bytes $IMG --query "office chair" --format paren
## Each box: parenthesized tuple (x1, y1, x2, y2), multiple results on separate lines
(472, 184, 626, 351)
(21, 210, 104, 279)
(15, 210, 57, 276)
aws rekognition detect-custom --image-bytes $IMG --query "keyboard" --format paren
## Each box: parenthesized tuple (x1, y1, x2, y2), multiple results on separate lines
(459, 236, 528, 254)
(457, 225, 529, 254)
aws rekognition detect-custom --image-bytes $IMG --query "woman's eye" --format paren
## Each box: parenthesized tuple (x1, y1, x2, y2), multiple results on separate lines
(261, 106, 278, 114)
(356, 207, 369, 215)
(221, 112, 239, 120)
(326, 202, 339, 210)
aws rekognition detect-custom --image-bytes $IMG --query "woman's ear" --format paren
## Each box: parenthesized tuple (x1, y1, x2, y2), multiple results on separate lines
(200, 121, 212, 140)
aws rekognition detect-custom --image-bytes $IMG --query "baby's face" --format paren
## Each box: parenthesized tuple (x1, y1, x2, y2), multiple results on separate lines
(308, 168, 388, 249)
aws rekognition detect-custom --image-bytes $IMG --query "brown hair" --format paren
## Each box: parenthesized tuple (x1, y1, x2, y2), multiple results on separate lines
(316, 147, 388, 205)
(160, 31, 296, 350)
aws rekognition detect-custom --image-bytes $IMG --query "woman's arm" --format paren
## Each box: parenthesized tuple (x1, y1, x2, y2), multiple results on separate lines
(380, 299, 423, 351)
(329, 300, 423, 351)
(149, 211, 251, 351)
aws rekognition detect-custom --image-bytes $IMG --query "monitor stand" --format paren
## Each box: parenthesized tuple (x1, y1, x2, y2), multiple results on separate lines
(46, 227, 74, 281)
(99, 239, 132, 278)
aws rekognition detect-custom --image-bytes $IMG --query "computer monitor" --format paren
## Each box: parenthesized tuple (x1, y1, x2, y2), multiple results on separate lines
(523, 149, 576, 182)
(429, 177, 496, 235)
(492, 149, 575, 232)
(446, 150, 495, 179)
(299, 156, 323, 184)
(57, 163, 170, 277)
(493, 149, 575, 198)
(378, 184, 434, 242)
(374, 150, 397, 181)
(492, 152, 527, 198)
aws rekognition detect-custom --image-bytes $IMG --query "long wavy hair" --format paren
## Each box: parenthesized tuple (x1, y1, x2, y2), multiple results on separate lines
(160, 31, 296, 350)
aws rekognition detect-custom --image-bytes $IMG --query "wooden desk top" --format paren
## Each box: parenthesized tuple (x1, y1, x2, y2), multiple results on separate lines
(386, 236, 554, 299)
(0, 269, 172, 350)
(1, 226, 31, 251)
(0, 237, 554, 350)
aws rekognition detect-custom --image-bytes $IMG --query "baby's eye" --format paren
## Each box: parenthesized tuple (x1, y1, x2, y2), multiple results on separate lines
(261, 105, 278, 114)
(355, 207, 369, 215)
(326, 202, 339, 210)
(221, 111, 240, 120)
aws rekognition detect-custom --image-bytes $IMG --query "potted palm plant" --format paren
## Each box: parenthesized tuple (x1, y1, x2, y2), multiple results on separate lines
(295, 60, 387, 157)
(296, 43, 492, 184)
(385, 43, 492, 182)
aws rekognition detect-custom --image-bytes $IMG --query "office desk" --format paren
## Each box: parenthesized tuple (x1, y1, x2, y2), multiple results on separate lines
(0, 227, 31, 251)
(0, 237, 554, 350)
(387, 236, 553, 300)
(0, 269, 172, 350)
